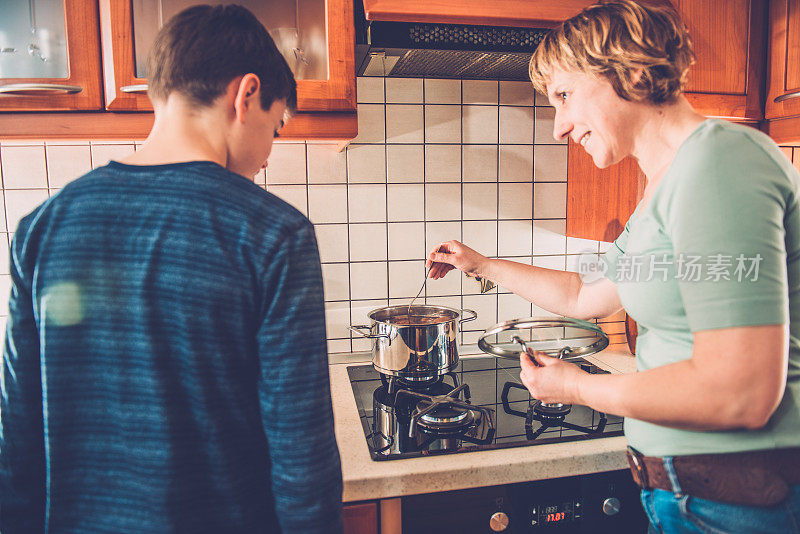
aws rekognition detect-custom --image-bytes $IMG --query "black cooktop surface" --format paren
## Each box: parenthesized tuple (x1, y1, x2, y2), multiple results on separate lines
(348, 355, 624, 461)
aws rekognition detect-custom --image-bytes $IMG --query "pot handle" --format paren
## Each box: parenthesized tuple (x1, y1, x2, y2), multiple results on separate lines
(459, 309, 478, 324)
(347, 325, 389, 339)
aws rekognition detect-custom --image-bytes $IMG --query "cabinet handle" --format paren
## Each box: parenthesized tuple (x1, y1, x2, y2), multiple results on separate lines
(0, 83, 82, 95)
(120, 84, 148, 94)
(775, 90, 800, 103)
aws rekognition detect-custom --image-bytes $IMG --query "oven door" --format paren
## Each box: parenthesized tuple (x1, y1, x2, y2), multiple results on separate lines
(401, 469, 647, 533)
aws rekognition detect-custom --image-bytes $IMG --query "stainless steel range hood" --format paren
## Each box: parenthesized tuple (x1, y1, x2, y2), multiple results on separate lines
(354, 2, 550, 80)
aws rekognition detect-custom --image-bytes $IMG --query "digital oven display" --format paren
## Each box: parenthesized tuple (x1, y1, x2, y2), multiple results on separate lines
(540, 502, 575, 525)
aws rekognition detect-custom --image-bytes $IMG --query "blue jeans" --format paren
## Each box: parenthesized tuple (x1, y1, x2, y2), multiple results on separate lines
(640, 457, 800, 533)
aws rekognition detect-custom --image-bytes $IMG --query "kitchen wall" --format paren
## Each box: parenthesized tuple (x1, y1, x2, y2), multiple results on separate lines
(6, 77, 795, 354)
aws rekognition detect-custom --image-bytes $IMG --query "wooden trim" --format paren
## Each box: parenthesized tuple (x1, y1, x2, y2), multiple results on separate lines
(0, 0, 103, 111)
(379, 498, 402, 534)
(99, 0, 355, 113)
(361, 0, 592, 28)
(566, 141, 643, 242)
(765, 114, 800, 144)
(683, 93, 759, 121)
(99, 0, 151, 111)
(766, 0, 800, 119)
(0, 111, 357, 141)
(343, 501, 378, 534)
(296, 0, 357, 112)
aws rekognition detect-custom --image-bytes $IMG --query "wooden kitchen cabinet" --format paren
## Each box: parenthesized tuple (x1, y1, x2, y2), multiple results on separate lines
(0, 0, 356, 141)
(765, 0, 800, 144)
(566, 0, 768, 240)
(99, 0, 355, 114)
(0, 0, 103, 111)
(676, 0, 767, 121)
(343, 501, 378, 534)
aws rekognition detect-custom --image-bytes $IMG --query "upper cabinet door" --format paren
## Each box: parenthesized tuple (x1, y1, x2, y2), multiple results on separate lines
(673, 0, 766, 120)
(100, 0, 355, 113)
(766, 0, 800, 120)
(0, 0, 103, 111)
(361, 0, 592, 27)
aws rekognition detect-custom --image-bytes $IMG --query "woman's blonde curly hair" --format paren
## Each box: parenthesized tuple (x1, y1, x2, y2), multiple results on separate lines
(529, 0, 695, 105)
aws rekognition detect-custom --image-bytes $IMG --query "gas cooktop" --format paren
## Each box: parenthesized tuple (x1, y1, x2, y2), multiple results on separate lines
(348, 355, 624, 461)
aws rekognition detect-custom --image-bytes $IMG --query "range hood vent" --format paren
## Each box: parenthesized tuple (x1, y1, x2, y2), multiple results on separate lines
(355, 5, 550, 81)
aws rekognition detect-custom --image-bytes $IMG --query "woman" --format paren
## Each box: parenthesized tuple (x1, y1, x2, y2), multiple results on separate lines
(426, 1, 800, 532)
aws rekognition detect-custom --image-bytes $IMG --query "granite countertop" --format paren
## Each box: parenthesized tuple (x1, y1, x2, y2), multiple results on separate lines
(330, 347, 637, 503)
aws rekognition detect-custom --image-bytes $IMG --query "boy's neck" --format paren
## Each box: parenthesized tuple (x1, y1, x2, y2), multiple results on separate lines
(122, 95, 230, 168)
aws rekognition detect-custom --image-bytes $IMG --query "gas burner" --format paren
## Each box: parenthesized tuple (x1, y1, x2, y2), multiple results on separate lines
(501, 382, 608, 441)
(396, 384, 494, 437)
(532, 401, 572, 419)
(415, 399, 474, 431)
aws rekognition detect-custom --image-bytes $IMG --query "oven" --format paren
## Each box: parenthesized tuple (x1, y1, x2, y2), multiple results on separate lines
(401, 468, 646, 533)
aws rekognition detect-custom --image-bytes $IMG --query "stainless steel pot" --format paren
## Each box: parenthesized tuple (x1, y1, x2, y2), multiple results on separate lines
(349, 304, 477, 380)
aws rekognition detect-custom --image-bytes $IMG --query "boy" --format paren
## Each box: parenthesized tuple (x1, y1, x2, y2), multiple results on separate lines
(0, 5, 342, 533)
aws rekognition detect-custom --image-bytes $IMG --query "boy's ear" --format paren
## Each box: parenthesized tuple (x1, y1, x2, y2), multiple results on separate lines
(232, 73, 261, 122)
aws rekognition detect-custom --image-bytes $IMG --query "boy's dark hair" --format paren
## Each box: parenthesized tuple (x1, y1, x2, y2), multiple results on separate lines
(147, 4, 297, 114)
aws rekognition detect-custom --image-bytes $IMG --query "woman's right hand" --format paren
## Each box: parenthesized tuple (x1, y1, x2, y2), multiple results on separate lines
(426, 240, 488, 279)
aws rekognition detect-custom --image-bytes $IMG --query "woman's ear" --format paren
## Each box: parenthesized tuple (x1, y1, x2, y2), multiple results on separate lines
(232, 73, 261, 123)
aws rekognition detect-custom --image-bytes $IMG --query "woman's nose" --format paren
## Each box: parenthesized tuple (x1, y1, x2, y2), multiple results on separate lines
(553, 110, 572, 142)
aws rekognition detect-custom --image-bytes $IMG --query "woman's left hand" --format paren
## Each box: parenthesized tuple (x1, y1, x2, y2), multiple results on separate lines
(518, 351, 586, 405)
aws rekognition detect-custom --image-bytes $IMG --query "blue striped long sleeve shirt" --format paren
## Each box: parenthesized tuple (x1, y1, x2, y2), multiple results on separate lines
(0, 161, 343, 533)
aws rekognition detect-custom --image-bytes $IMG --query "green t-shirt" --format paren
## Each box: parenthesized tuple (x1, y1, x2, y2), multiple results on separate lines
(602, 119, 800, 456)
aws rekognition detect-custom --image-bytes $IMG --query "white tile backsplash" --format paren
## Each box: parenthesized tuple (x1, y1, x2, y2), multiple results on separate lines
(90, 143, 135, 168)
(533, 145, 568, 181)
(348, 184, 387, 222)
(1, 146, 47, 189)
(462, 145, 497, 182)
(386, 104, 424, 144)
(534, 182, 568, 219)
(425, 105, 461, 144)
(386, 78, 423, 103)
(425, 183, 461, 221)
(462, 183, 497, 220)
(499, 106, 534, 144)
(354, 103, 385, 143)
(4, 189, 49, 233)
(389, 259, 426, 298)
(349, 262, 388, 300)
(347, 144, 385, 183)
(424, 79, 461, 104)
(498, 220, 533, 256)
(499, 183, 533, 220)
(46, 145, 92, 190)
(267, 143, 307, 184)
(387, 184, 424, 222)
(0, 76, 574, 353)
(388, 222, 425, 260)
(387, 145, 424, 182)
(499, 81, 535, 106)
(425, 144, 461, 182)
(307, 143, 347, 184)
(462, 80, 498, 105)
(349, 223, 388, 261)
(463, 220, 498, 257)
(535, 107, 567, 145)
(322, 263, 350, 301)
(356, 77, 384, 103)
(308, 184, 347, 223)
(463, 105, 498, 144)
(315, 223, 349, 262)
(498, 145, 533, 182)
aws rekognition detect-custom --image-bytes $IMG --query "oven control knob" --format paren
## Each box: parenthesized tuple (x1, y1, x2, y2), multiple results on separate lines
(489, 511, 510, 531)
(602, 497, 621, 516)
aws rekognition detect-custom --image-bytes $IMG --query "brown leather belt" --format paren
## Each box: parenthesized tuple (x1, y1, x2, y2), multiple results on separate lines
(627, 446, 800, 506)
